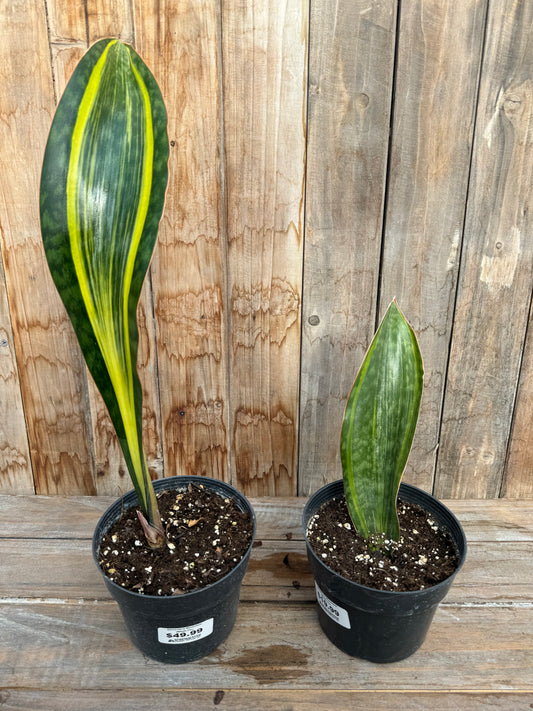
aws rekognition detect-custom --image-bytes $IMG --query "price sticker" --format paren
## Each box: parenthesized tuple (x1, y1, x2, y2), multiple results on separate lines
(315, 583, 351, 629)
(158, 618, 214, 645)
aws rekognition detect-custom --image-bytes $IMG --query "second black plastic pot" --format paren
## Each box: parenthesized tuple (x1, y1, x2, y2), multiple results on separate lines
(303, 480, 467, 663)
(93, 475, 256, 664)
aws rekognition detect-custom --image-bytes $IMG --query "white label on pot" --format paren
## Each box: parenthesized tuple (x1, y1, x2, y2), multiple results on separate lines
(158, 618, 214, 645)
(315, 583, 351, 629)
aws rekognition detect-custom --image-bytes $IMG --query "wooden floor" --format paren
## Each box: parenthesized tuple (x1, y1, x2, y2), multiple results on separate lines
(0, 495, 531, 710)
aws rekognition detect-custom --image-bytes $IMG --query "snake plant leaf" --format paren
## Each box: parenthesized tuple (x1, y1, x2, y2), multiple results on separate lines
(39, 39, 168, 541)
(341, 300, 423, 541)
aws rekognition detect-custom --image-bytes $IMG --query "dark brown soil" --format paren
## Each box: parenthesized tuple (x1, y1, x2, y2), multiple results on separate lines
(306, 497, 459, 592)
(97, 483, 254, 596)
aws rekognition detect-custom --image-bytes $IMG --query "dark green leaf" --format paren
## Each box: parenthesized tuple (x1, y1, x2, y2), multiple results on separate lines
(40, 39, 168, 532)
(341, 301, 424, 540)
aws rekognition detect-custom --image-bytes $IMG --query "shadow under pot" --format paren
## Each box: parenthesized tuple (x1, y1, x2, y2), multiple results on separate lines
(302, 480, 467, 663)
(93, 475, 256, 664)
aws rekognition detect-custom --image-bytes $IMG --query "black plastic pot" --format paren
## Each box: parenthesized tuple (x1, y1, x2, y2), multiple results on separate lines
(303, 480, 467, 663)
(93, 475, 256, 664)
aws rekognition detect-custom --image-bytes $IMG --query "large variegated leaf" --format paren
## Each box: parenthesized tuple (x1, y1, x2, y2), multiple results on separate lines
(341, 301, 423, 540)
(40, 39, 168, 536)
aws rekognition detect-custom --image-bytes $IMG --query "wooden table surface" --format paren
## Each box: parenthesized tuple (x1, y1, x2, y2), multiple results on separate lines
(0, 495, 532, 710)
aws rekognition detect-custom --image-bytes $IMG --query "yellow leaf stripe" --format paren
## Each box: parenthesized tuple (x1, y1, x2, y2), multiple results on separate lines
(66, 41, 153, 511)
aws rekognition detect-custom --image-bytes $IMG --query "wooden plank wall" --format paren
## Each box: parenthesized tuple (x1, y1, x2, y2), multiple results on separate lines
(0, 0, 531, 499)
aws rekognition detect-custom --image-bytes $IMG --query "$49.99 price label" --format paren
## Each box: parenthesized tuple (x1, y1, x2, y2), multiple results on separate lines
(315, 583, 351, 629)
(158, 618, 214, 645)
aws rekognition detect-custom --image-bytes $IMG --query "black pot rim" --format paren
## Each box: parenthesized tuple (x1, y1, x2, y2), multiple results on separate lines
(303, 479, 467, 599)
(92, 474, 257, 601)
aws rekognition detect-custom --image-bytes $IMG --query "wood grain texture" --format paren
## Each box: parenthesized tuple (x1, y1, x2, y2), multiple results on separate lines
(0, 0, 95, 495)
(503, 298, 533, 497)
(1, 493, 532, 540)
(45, 0, 86, 43)
(87, 0, 135, 44)
(299, 0, 396, 495)
(0, 495, 531, 704)
(1, 536, 532, 605)
(0, 255, 33, 494)
(1, 496, 531, 605)
(49, 43, 86, 99)
(136, 1, 229, 483)
(0, 2, 531, 500)
(0, 690, 530, 711)
(223, 0, 308, 496)
(435, 0, 533, 498)
(379, 0, 487, 492)
(0, 601, 531, 690)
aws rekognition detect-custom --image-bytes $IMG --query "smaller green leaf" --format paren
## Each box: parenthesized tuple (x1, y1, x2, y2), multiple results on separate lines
(341, 300, 423, 541)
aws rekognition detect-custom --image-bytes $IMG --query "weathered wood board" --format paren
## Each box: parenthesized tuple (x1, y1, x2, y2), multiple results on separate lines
(0, 0, 531, 499)
(136, 2, 228, 484)
(503, 297, 533, 497)
(0, 495, 531, 708)
(0, 256, 33, 494)
(0, 601, 531, 691)
(435, 0, 533, 498)
(299, 0, 396, 495)
(0, 690, 531, 711)
(378, 0, 487, 492)
(0, 0, 96, 496)
(223, 0, 308, 496)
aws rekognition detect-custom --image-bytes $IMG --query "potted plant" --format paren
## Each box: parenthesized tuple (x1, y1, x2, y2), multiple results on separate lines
(39, 38, 255, 663)
(303, 300, 467, 662)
